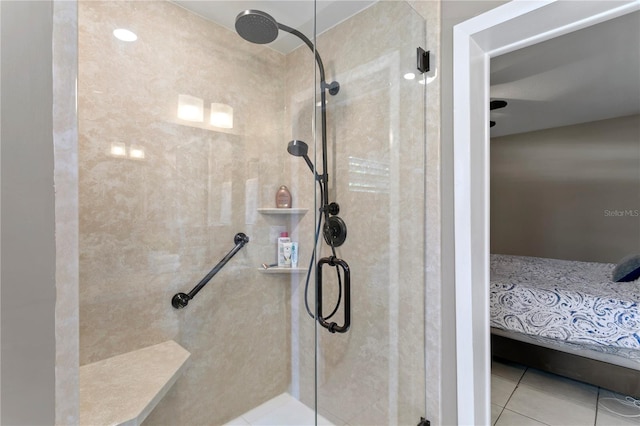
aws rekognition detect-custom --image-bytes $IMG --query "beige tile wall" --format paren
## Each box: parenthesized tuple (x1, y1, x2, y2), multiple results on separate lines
(284, 2, 432, 424)
(79, 2, 297, 424)
(79, 1, 439, 425)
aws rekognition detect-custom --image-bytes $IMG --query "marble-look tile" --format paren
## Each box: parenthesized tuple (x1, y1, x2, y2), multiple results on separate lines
(79, 341, 190, 426)
(496, 409, 549, 426)
(80, 1, 290, 424)
(288, 2, 430, 423)
(506, 384, 596, 425)
(492, 375, 518, 407)
(318, 408, 348, 426)
(80, 0, 435, 424)
(343, 398, 388, 426)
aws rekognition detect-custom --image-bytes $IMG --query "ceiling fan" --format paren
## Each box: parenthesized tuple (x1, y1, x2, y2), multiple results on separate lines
(490, 99, 508, 128)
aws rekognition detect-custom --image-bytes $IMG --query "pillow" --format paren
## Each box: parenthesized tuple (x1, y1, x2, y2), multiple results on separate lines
(612, 254, 640, 282)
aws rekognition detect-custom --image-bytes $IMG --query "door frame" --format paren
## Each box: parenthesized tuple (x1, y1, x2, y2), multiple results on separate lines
(452, 1, 640, 424)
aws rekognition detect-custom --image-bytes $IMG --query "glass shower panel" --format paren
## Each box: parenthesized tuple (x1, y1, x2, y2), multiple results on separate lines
(78, 1, 317, 425)
(79, 1, 425, 424)
(309, 2, 427, 424)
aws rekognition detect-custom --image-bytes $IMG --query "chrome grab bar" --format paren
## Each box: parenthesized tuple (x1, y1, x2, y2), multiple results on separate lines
(316, 256, 351, 333)
(171, 233, 249, 309)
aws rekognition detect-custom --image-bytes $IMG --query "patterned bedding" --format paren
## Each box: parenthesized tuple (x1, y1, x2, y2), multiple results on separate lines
(490, 254, 640, 350)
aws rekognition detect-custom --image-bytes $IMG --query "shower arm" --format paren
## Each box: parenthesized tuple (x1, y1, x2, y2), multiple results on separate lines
(277, 23, 333, 90)
(278, 23, 337, 215)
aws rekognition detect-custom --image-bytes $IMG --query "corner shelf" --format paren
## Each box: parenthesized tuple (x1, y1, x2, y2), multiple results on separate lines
(258, 208, 308, 215)
(257, 208, 308, 275)
(258, 267, 308, 274)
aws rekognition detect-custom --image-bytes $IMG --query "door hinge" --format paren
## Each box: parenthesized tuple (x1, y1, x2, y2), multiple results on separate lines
(417, 47, 430, 73)
(418, 417, 431, 426)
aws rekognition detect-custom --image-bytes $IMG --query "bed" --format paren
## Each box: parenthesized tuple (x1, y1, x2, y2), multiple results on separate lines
(490, 254, 640, 397)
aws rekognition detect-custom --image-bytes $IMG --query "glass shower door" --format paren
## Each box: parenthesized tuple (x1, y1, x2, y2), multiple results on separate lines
(293, 1, 428, 424)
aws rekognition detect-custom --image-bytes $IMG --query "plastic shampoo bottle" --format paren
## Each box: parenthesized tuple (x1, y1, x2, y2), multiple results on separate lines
(277, 232, 291, 267)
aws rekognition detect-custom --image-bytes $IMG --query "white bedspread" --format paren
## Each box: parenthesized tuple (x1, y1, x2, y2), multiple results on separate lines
(490, 254, 640, 350)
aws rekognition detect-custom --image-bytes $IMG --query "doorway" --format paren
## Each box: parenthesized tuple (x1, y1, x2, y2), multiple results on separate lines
(452, 1, 640, 424)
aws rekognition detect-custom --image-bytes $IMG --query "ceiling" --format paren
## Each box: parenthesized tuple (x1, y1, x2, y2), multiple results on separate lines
(173, 1, 638, 138)
(172, 1, 375, 54)
(490, 10, 640, 137)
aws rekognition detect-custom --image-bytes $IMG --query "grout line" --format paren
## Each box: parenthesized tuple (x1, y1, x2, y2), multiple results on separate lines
(495, 362, 556, 425)
(519, 366, 528, 384)
(502, 366, 527, 410)
(502, 385, 518, 411)
(502, 408, 553, 426)
(494, 406, 505, 425)
(497, 363, 604, 426)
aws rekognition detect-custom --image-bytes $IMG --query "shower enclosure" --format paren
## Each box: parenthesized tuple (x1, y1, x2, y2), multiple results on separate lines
(78, 1, 428, 424)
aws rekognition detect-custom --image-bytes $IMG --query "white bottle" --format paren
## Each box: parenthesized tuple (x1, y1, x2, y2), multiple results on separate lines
(282, 243, 293, 267)
(290, 242, 298, 268)
(277, 232, 291, 267)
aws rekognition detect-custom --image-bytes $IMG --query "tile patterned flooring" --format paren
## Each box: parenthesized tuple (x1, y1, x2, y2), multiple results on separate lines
(492, 359, 640, 426)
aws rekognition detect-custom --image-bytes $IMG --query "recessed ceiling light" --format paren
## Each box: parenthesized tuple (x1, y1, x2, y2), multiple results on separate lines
(404, 72, 416, 80)
(113, 28, 137, 42)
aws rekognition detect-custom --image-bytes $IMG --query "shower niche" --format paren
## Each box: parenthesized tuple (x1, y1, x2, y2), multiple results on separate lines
(257, 207, 308, 274)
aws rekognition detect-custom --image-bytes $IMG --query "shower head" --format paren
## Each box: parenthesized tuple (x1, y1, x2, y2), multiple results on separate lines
(287, 140, 315, 174)
(287, 139, 308, 157)
(235, 10, 279, 44)
(234, 9, 336, 96)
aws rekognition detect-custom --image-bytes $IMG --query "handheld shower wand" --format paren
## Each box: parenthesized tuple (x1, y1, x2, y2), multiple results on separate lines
(236, 10, 350, 333)
(287, 140, 315, 176)
(286, 139, 346, 247)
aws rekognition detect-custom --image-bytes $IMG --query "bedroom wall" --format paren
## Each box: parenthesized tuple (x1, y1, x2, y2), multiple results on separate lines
(491, 114, 640, 264)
